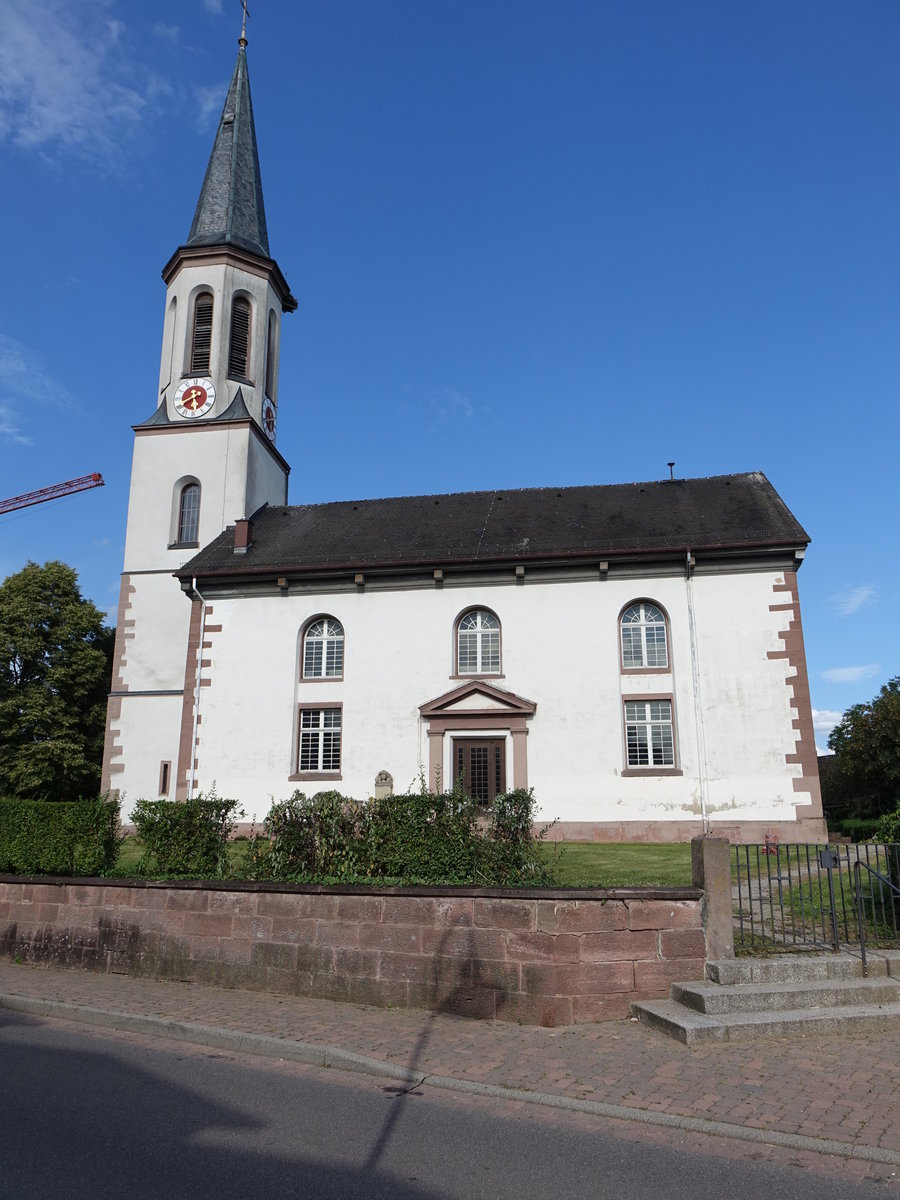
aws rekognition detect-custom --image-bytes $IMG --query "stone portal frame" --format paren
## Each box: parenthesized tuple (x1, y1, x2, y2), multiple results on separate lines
(419, 681, 536, 794)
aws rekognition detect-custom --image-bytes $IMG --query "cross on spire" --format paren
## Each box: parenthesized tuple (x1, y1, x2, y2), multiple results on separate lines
(239, 0, 250, 47)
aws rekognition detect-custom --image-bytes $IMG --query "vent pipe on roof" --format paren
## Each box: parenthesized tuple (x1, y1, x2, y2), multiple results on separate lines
(667, 462, 675, 480)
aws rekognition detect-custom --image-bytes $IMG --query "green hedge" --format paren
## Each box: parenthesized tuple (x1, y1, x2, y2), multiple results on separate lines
(0, 797, 121, 876)
(874, 807, 900, 845)
(131, 791, 243, 877)
(246, 785, 556, 886)
(829, 817, 883, 843)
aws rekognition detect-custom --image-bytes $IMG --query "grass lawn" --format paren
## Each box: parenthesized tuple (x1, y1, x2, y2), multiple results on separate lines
(539, 841, 693, 888)
(114, 836, 693, 888)
(114, 836, 252, 876)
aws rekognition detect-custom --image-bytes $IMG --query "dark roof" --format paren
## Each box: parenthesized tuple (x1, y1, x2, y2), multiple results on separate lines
(186, 46, 269, 258)
(135, 388, 251, 429)
(179, 472, 808, 578)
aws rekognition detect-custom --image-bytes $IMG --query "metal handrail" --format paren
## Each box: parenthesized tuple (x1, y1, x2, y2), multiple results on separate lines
(853, 859, 900, 977)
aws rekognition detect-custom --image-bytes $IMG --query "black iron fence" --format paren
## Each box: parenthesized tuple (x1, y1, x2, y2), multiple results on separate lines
(732, 841, 900, 953)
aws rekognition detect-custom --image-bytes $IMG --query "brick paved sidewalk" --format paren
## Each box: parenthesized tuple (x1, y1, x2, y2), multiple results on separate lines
(1, 960, 898, 1164)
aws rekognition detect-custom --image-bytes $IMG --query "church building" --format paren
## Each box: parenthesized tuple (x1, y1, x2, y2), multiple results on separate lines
(102, 35, 826, 844)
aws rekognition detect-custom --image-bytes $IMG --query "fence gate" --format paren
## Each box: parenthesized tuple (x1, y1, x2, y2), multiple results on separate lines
(732, 842, 900, 954)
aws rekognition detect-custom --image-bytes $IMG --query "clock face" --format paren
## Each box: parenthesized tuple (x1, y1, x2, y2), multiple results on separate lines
(174, 378, 216, 419)
(261, 397, 277, 441)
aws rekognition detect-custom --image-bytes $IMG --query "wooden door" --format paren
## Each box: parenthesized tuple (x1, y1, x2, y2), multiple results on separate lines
(453, 739, 506, 804)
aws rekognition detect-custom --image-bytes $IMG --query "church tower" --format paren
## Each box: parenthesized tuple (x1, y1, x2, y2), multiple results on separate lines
(102, 28, 296, 804)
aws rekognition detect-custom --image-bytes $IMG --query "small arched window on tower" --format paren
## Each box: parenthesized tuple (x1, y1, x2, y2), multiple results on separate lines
(265, 310, 277, 399)
(228, 297, 251, 380)
(177, 482, 201, 545)
(190, 293, 213, 374)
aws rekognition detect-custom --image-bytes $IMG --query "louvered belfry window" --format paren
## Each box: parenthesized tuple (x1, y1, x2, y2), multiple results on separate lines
(190, 295, 213, 374)
(228, 298, 251, 379)
(265, 310, 277, 399)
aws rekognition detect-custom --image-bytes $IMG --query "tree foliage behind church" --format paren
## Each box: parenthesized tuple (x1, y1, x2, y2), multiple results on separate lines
(0, 562, 114, 800)
(824, 676, 900, 820)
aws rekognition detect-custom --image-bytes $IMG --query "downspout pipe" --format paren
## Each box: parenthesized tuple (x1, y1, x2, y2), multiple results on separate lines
(188, 576, 208, 800)
(685, 551, 711, 835)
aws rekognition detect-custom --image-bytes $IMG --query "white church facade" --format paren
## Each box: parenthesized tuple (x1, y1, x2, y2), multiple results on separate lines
(102, 36, 826, 844)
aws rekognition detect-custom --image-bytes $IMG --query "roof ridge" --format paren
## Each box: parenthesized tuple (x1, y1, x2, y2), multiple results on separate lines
(263, 472, 769, 513)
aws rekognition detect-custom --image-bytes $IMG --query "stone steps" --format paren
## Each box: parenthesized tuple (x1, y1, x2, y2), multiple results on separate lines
(632, 952, 900, 1044)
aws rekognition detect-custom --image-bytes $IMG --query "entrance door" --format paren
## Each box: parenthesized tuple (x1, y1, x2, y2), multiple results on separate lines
(453, 739, 506, 804)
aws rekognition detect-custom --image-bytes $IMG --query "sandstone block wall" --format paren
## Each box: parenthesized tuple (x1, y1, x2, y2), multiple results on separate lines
(0, 879, 704, 1027)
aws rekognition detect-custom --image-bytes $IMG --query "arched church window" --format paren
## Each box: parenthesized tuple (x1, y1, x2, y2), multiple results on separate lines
(228, 297, 251, 379)
(457, 609, 501, 675)
(302, 617, 344, 679)
(265, 310, 277, 399)
(190, 293, 213, 374)
(620, 602, 668, 669)
(177, 483, 201, 545)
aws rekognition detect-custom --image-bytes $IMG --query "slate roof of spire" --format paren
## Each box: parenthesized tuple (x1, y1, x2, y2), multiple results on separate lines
(186, 46, 269, 258)
(178, 472, 809, 579)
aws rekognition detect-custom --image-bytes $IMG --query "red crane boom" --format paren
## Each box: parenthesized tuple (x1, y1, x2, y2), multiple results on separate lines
(0, 473, 105, 516)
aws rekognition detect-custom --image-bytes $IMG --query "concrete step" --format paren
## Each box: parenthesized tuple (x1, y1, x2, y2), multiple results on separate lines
(631, 997, 900, 1045)
(672, 975, 900, 1015)
(706, 953, 887, 986)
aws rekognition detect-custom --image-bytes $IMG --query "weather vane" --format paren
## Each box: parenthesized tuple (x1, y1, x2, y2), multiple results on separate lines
(239, 0, 250, 47)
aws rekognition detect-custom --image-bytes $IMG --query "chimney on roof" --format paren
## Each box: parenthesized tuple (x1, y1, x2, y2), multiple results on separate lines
(234, 518, 252, 554)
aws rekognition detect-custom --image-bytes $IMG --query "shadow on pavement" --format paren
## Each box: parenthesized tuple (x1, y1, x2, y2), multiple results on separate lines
(0, 1007, 445, 1200)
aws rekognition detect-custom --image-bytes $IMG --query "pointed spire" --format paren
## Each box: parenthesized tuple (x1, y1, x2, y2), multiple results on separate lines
(186, 42, 269, 259)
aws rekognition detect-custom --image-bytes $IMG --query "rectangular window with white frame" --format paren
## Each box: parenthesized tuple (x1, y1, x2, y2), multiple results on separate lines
(298, 706, 342, 773)
(624, 699, 675, 767)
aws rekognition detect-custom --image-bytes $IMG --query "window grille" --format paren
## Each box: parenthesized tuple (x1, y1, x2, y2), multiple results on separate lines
(621, 602, 668, 669)
(228, 298, 251, 378)
(303, 618, 344, 678)
(177, 483, 201, 544)
(625, 700, 675, 767)
(190, 295, 213, 374)
(299, 708, 341, 772)
(454, 739, 506, 803)
(457, 609, 500, 674)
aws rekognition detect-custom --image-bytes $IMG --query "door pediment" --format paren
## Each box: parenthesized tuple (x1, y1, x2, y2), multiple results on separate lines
(419, 680, 537, 719)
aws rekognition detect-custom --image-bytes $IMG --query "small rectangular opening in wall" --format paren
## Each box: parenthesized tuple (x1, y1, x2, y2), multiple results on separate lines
(159, 761, 171, 796)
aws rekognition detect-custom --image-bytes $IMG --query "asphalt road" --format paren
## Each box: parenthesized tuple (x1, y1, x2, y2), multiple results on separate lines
(0, 1008, 894, 1200)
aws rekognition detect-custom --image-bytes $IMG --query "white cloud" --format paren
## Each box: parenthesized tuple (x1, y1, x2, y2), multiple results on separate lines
(812, 708, 842, 735)
(194, 83, 226, 130)
(0, 1, 146, 159)
(152, 24, 180, 42)
(0, 402, 31, 446)
(203, 0, 224, 13)
(0, 335, 79, 444)
(423, 387, 496, 434)
(829, 585, 878, 616)
(820, 664, 881, 684)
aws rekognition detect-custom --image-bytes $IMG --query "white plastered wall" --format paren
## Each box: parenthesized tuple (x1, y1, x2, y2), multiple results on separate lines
(176, 567, 808, 827)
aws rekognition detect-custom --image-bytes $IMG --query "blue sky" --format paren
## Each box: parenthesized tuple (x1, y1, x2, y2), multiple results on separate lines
(0, 0, 897, 750)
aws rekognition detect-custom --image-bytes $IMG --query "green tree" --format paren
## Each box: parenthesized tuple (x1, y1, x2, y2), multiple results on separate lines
(0, 561, 114, 800)
(825, 677, 900, 819)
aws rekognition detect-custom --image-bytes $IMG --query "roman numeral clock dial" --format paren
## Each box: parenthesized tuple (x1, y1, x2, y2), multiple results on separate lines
(174, 378, 216, 418)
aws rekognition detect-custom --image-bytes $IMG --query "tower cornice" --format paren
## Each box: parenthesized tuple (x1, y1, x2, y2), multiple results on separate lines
(161, 243, 298, 313)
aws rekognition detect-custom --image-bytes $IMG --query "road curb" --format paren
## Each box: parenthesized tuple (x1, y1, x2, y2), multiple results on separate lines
(3, 990, 898, 1169)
